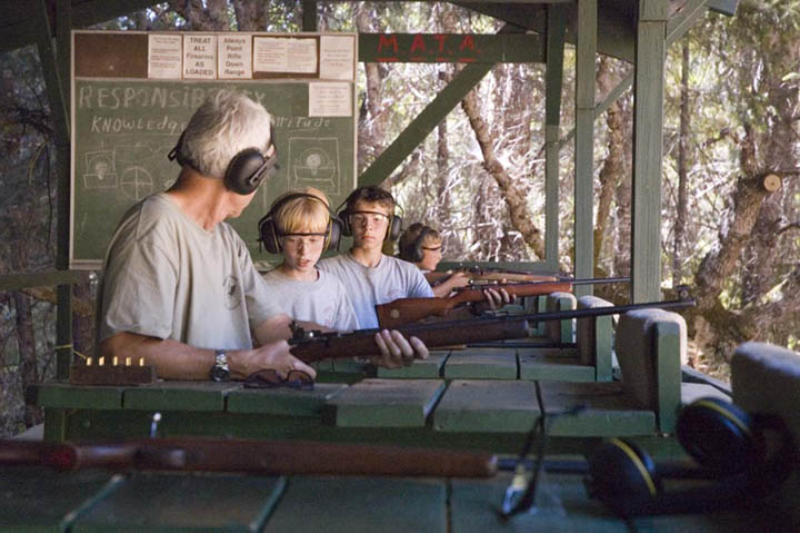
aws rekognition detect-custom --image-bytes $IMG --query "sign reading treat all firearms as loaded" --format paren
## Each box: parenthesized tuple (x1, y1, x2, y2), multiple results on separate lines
(70, 30, 357, 269)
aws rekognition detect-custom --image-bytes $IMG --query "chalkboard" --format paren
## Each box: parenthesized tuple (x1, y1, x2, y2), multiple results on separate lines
(70, 32, 357, 269)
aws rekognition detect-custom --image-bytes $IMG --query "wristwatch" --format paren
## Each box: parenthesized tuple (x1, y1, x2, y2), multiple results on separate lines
(209, 350, 230, 382)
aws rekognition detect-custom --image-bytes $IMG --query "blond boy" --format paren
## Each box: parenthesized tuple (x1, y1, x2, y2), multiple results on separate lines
(261, 188, 358, 331)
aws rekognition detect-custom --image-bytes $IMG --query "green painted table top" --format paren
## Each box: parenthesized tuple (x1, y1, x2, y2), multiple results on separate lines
(322, 378, 446, 427)
(0, 467, 784, 532)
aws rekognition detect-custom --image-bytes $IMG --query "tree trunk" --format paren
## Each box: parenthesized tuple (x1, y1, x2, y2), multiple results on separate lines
(461, 89, 545, 259)
(594, 57, 625, 276)
(672, 41, 690, 287)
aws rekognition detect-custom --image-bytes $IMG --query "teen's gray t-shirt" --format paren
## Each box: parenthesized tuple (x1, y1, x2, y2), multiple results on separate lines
(317, 252, 433, 329)
(261, 268, 358, 331)
(98, 193, 282, 350)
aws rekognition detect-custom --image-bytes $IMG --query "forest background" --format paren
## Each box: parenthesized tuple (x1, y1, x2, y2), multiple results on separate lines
(0, 0, 797, 436)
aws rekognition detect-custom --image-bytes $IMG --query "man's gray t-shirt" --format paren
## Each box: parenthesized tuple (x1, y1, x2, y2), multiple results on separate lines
(98, 193, 282, 350)
(318, 252, 434, 329)
(261, 268, 358, 331)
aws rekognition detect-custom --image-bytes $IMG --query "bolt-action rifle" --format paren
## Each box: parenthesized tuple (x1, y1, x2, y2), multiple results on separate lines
(425, 269, 558, 285)
(0, 438, 497, 478)
(377, 277, 630, 328)
(288, 297, 694, 363)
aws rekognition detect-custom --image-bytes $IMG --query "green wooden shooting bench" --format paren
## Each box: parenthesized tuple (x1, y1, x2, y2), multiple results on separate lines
(33, 307, 725, 453)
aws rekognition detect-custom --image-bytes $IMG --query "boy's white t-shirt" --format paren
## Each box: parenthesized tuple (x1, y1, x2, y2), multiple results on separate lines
(318, 252, 433, 329)
(261, 268, 358, 331)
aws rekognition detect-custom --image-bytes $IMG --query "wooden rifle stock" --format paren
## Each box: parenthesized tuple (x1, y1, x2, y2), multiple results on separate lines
(0, 438, 497, 478)
(289, 298, 694, 363)
(377, 281, 572, 328)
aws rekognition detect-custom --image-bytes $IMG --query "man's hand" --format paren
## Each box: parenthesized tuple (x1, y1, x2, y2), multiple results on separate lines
(229, 340, 317, 380)
(371, 330, 429, 368)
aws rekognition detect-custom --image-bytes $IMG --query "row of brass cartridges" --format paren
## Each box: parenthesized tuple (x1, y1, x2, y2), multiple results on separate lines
(83, 356, 146, 367)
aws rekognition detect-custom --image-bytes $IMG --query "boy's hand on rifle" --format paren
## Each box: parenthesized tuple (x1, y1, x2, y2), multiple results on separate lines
(481, 285, 516, 311)
(372, 329, 429, 368)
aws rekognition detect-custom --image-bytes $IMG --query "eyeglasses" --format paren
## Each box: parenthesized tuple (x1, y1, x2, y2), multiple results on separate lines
(243, 368, 315, 390)
(350, 211, 390, 227)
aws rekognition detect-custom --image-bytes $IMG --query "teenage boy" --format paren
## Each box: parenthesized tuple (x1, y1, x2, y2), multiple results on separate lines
(259, 188, 358, 332)
(318, 187, 432, 330)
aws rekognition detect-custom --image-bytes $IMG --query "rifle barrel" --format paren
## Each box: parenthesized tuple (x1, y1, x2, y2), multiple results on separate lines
(0, 439, 498, 478)
(291, 298, 694, 363)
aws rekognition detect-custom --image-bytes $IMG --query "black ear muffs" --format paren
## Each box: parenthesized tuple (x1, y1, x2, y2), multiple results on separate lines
(400, 226, 433, 263)
(168, 125, 279, 195)
(258, 193, 343, 254)
(675, 397, 758, 476)
(585, 398, 796, 518)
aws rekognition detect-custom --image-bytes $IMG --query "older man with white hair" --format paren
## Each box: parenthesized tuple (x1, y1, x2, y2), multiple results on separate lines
(98, 90, 420, 382)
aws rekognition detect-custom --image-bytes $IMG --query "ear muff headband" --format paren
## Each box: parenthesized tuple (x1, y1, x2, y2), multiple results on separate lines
(258, 193, 342, 254)
(412, 226, 437, 263)
(608, 438, 658, 496)
(168, 124, 279, 195)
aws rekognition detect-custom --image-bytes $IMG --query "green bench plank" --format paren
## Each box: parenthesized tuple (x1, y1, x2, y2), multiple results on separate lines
(0, 466, 119, 532)
(517, 346, 579, 358)
(450, 473, 766, 532)
(33, 382, 124, 410)
(226, 383, 349, 416)
(519, 353, 595, 382)
(540, 382, 656, 436)
(323, 379, 445, 427)
(71, 473, 285, 532)
(263, 477, 445, 533)
(451, 473, 626, 533)
(376, 351, 450, 378)
(123, 381, 239, 412)
(443, 348, 518, 380)
(433, 380, 540, 433)
(314, 359, 371, 384)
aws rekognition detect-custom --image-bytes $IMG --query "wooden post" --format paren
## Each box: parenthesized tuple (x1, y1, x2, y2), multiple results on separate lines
(38, 0, 73, 379)
(544, 6, 566, 272)
(631, 0, 667, 302)
(575, 0, 597, 298)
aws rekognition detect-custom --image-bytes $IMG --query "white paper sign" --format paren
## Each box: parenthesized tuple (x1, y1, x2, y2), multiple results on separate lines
(183, 34, 217, 79)
(320, 35, 355, 81)
(148, 34, 182, 79)
(218, 35, 252, 79)
(309, 82, 352, 117)
(254, 37, 317, 74)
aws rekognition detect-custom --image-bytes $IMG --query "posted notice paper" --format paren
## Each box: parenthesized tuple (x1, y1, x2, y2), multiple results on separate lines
(320, 35, 355, 81)
(254, 37, 317, 73)
(183, 34, 217, 79)
(218, 35, 252, 79)
(148, 34, 182, 79)
(309, 82, 352, 117)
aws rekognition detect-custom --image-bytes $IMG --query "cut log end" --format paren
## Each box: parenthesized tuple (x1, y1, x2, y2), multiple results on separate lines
(762, 173, 782, 192)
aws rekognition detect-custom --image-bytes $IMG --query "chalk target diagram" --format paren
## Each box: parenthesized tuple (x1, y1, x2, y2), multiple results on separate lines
(82, 142, 172, 200)
(287, 137, 341, 195)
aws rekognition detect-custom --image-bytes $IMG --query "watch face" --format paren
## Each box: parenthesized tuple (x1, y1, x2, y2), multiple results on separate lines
(210, 363, 230, 382)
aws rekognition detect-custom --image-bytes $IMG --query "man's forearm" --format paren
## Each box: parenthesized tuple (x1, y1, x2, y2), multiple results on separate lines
(99, 333, 214, 380)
